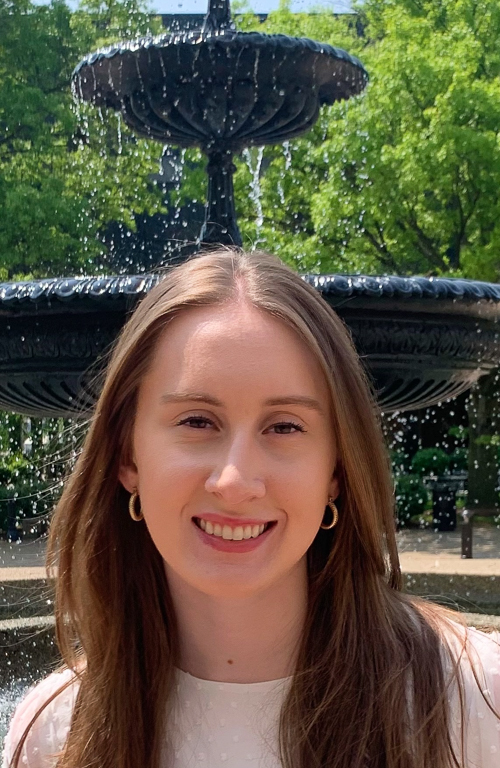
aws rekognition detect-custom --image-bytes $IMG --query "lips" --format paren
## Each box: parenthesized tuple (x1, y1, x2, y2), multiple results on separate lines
(193, 517, 273, 540)
(192, 516, 277, 552)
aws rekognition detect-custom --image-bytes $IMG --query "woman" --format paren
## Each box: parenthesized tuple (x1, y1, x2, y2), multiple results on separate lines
(3, 248, 500, 768)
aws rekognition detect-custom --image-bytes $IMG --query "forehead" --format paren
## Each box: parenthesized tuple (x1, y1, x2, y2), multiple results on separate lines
(144, 301, 330, 403)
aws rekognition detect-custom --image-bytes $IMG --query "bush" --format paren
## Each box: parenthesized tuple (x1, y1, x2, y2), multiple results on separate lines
(411, 448, 450, 477)
(0, 481, 56, 532)
(0, 454, 58, 533)
(0, 455, 33, 484)
(449, 447, 468, 473)
(394, 474, 428, 528)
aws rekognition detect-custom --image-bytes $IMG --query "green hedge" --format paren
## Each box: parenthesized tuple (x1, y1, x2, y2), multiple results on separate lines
(394, 474, 429, 528)
(0, 455, 58, 532)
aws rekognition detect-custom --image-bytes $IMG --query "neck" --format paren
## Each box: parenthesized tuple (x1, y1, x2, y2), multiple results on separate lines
(165, 562, 308, 683)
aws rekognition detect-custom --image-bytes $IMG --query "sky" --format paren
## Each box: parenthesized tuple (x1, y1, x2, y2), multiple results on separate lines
(155, 0, 355, 12)
(33, 0, 355, 15)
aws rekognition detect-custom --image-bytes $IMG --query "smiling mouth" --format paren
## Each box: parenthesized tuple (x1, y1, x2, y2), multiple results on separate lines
(193, 518, 276, 541)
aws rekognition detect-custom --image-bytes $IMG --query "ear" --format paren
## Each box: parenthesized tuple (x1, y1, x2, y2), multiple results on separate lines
(118, 461, 139, 495)
(329, 474, 340, 502)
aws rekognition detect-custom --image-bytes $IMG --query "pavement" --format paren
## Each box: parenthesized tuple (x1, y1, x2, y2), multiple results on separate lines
(397, 525, 500, 574)
(0, 525, 499, 579)
(0, 537, 47, 582)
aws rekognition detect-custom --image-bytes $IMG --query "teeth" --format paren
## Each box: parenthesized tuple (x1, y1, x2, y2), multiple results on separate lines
(197, 519, 269, 541)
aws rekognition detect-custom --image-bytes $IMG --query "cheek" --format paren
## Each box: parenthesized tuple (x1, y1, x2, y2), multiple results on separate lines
(275, 473, 330, 535)
(132, 439, 203, 528)
(280, 453, 332, 498)
(134, 426, 205, 482)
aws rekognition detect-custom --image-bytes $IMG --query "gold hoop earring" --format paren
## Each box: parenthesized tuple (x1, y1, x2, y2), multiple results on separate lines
(320, 498, 339, 530)
(129, 489, 143, 522)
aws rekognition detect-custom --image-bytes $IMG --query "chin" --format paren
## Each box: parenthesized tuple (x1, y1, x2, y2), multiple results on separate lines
(194, 572, 275, 600)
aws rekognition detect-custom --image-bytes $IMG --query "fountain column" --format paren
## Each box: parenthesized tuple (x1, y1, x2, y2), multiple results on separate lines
(201, 150, 241, 247)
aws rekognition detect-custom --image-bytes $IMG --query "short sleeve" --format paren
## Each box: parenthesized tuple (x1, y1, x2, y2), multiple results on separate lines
(2, 669, 79, 768)
(446, 624, 500, 767)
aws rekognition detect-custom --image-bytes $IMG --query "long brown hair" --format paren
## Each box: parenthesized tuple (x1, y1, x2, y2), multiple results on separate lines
(11, 249, 499, 768)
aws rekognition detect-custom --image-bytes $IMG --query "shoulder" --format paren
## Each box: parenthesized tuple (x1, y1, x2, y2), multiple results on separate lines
(441, 619, 500, 690)
(440, 620, 500, 767)
(2, 668, 80, 768)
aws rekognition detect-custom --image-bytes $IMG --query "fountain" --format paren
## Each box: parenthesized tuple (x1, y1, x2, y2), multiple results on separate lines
(0, 0, 497, 419)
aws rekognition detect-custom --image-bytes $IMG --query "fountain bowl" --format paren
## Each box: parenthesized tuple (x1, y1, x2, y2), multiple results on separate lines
(0, 273, 498, 417)
(72, 29, 368, 151)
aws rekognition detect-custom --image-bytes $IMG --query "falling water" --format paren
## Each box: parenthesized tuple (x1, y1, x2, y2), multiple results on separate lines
(0, 682, 30, 743)
(117, 113, 122, 155)
(243, 146, 265, 246)
(282, 140, 292, 170)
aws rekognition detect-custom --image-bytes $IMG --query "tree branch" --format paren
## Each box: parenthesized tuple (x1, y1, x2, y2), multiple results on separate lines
(403, 208, 442, 266)
(362, 222, 399, 272)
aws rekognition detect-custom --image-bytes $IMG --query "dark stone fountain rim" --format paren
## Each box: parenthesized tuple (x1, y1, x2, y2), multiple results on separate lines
(1, 274, 500, 319)
(72, 29, 369, 87)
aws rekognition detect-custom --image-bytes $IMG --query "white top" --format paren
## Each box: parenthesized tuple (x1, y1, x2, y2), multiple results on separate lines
(3, 623, 500, 768)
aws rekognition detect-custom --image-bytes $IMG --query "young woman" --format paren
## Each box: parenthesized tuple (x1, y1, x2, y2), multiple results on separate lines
(3, 249, 500, 768)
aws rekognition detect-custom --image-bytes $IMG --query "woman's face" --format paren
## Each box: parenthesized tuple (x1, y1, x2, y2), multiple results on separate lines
(120, 300, 338, 598)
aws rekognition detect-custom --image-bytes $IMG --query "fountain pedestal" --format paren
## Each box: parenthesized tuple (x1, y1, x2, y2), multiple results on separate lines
(201, 150, 241, 246)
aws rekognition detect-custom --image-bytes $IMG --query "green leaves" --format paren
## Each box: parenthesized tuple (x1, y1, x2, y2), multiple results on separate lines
(200, 0, 500, 278)
(0, 0, 164, 278)
(3, 0, 500, 280)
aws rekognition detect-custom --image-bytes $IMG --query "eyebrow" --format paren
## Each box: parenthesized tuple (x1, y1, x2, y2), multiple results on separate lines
(160, 392, 324, 413)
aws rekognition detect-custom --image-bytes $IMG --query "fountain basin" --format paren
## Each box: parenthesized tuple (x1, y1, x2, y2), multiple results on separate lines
(73, 30, 368, 151)
(0, 273, 498, 417)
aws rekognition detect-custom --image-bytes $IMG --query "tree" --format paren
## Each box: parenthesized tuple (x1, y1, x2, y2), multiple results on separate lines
(308, 0, 500, 280)
(172, 0, 500, 279)
(0, 0, 164, 279)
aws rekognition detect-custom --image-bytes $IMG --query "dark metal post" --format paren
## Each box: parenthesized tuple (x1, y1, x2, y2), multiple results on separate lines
(6, 499, 18, 543)
(200, 150, 242, 248)
(461, 508, 474, 558)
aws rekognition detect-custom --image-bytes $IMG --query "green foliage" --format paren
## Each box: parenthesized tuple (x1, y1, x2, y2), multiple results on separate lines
(475, 432, 500, 465)
(449, 447, 468, 473)
(0, 413, 77, 533)
(0, 478, 54, 532)
(394, 474, 428, 527)
(448, 424, 468, 440)
(0, 453, 32, 484)
(4, 0, 500, 279)
(175, 0, 500, 278)
(0, 0, 164, 278)
(390, 448, 412, 474)
(411, 447, 451, 476)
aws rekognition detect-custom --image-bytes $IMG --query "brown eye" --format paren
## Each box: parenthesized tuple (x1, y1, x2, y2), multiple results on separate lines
(177, 416, 214, 429)
(269, 422, 306, 435)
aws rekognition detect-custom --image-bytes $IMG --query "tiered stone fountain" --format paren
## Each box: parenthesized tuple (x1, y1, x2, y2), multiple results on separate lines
(0, 0, 498, 418)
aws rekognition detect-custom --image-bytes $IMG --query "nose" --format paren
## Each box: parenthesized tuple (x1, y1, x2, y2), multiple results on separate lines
(204, 434, 266, 504)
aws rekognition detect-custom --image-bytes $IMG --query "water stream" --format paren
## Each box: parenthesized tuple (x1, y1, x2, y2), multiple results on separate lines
(0, 682, 30, 743)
